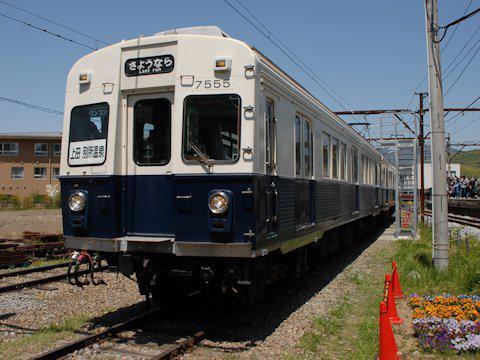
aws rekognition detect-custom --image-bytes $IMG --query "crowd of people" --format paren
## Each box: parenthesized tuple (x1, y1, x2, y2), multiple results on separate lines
(447, 176, 479, 198)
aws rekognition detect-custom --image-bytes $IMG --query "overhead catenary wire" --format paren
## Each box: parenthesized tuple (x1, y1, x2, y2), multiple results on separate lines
(0, 96, 63, 115)
(230, 0, 359, 115)
(0, 12, 96, 50)
(451, 115, 480, 135)
(0, 0, 109, 47)
(445, 95, 480, 124)
(224, 0, 365, 122)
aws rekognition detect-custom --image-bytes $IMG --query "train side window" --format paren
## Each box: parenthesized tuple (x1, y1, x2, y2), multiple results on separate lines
(134, 98, 171, 165)
(295, 115, 301, 176)
(303, 118, 313, 177)
(322, 132, 330, 178)
(352, 147, 358, 183)
(361, 155, 366, 184)
(332, 137, 339, 179)
(340, 142, 346, 180)
(369, 158, 373, 184)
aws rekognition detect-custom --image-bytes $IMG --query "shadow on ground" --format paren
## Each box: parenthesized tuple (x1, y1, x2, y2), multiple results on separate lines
(81, 218, 394, 352)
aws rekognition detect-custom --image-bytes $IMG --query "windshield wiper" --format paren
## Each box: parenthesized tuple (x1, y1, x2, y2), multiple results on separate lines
(189, 142, 213, 170)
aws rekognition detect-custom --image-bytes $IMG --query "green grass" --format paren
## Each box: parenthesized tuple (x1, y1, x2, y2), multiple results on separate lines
(453, 149, 480, 178)
(296, 248, 393, 359)
(0, 314, 90, 359)
(293, 223, 480, 359)
(31, 258, 68, 268)
(395, 223, 480, 295)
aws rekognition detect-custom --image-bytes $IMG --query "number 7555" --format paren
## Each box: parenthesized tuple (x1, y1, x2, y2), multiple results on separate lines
(195, 79, 230, 89)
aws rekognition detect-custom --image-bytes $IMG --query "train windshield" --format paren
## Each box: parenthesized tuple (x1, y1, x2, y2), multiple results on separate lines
(183, 94, 240, 162)
(69, 103, 109, 142)
(68, 102, 109, 166)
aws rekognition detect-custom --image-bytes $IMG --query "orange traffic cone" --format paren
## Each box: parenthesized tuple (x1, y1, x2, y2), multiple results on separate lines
(391, 261, 404, 299)
(385, 274, 403, 324)
(379, 300, 399, 360)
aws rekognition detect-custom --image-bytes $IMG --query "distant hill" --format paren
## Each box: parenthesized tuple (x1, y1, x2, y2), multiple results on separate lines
(453, 149, 480, 178)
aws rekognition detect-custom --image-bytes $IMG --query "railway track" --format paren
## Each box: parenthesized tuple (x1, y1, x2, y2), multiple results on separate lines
(0, 265, 107, 294)
(0, 261, 70, 279)
(423, 210, 480, 228)
(32, 306, 219, 360)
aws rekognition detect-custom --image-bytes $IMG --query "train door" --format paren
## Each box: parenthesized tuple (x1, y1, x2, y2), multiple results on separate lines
(265, 98, 277, 235)
(295, 114, 314, 228)
(125, 92, 174, 236)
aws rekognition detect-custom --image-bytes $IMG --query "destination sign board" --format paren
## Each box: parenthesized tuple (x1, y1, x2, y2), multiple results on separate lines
(124, 55, 174, 77)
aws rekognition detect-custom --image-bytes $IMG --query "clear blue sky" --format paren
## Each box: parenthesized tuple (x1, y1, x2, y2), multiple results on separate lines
(0, 0, 478, 144)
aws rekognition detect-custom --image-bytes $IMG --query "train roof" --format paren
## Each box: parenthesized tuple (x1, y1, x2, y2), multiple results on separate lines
(146, 26, 392, 167)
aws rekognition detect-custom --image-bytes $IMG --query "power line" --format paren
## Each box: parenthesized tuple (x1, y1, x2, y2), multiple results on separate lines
(224, 0, 360, 117)
(441, 0, 475, 53)
(0, 12, 96, 50)
(406, 0, 475, 109)
(443, 41, 480, 96)
(0, 0, 109, 47)
(436, 6, 480, 42)
(0, 96, 63, 115)
(443, 24, 480, 80)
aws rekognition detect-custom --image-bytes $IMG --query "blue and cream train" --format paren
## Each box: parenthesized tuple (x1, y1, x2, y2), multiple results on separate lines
(60, 26, 395, 302)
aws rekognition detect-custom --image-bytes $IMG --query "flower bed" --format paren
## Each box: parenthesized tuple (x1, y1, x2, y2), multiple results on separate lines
(409, 294, 480, 353)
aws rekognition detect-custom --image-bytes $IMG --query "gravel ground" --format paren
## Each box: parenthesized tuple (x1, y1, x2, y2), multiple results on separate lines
(450, 222, 480, 238)
(0, 209, 398, 359)
(0, 209, 62, 239)
(0, 271, 144, 358)
(182, 224, 397, 359)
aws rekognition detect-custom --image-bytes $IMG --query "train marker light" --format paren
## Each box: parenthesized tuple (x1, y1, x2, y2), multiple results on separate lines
(78, 72, 92, 84)
(214, 57, 231, 72)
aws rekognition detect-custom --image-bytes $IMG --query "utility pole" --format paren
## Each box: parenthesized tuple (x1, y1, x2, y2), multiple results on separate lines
(416, 92, 428, 218)
(425, 0, 449, 269)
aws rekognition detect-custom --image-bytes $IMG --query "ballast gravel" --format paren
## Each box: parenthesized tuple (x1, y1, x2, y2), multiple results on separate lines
(183, 225, 397, 359)
(0, 272, 144, 352)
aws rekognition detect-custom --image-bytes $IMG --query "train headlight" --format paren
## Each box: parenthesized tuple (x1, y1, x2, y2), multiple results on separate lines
(208, 192, 229, 214)
(69, 191, 86, 212)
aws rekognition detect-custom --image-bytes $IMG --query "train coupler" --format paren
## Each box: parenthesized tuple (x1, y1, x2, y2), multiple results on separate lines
(67, 250, 105, 287)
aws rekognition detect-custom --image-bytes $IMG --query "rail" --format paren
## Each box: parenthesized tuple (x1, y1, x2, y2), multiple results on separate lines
(422, 210, 480, 229)
(32, 306, 220, 359)
(0, 265, 107, 294)
(0, 261, 70, 279)
(32, 307, 162, 360)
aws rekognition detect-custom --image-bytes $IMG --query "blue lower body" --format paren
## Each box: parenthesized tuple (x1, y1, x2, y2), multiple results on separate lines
(60, 174, 394, 252)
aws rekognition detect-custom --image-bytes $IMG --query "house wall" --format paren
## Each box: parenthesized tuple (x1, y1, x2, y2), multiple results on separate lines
(0, 137, 61, 197)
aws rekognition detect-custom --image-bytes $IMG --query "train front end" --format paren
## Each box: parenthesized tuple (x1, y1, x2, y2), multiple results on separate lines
(60, 27, 261, 301)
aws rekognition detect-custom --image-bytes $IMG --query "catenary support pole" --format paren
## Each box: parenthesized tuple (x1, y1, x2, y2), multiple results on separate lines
(416, 92, 427, 219)
(425, 0, 449, 269)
